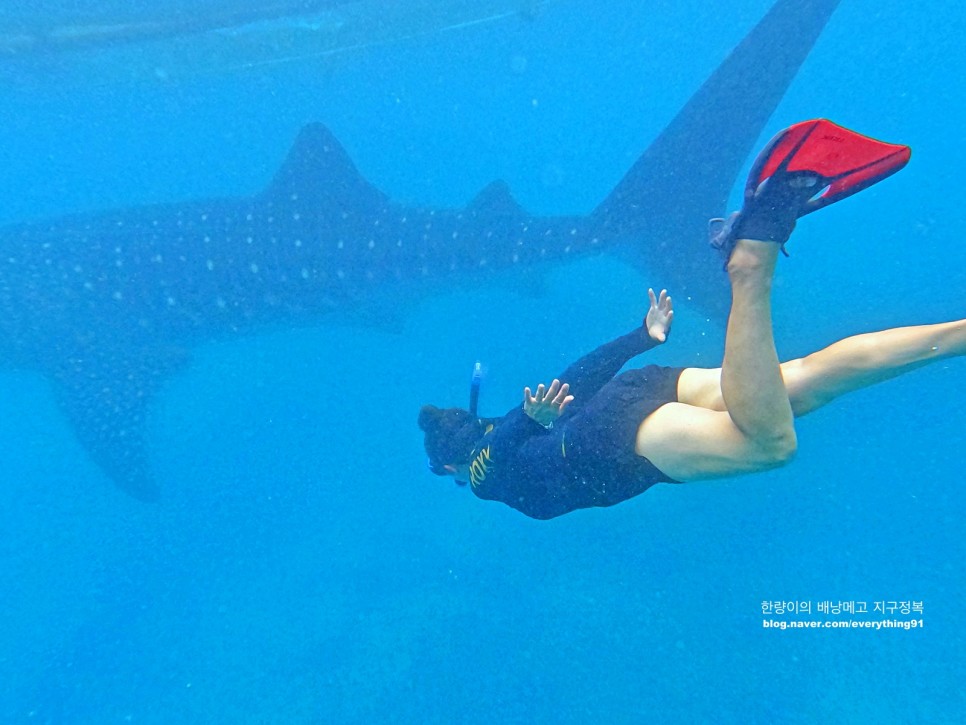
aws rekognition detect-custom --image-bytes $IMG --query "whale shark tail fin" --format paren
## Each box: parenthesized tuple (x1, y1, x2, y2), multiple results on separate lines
(590, 0, 842, 311)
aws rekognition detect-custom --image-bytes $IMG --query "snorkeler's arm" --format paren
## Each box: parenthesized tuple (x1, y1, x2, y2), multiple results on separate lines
(491, 289, 673, 421)
(485, 406, 550, 451)
(552, 288, 674, 401)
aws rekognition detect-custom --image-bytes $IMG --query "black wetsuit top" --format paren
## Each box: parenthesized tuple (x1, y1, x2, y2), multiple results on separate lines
(467, 327, 683, 519)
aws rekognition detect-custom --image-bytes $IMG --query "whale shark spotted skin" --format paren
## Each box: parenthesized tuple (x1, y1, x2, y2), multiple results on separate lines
(0, 0, 841, 499)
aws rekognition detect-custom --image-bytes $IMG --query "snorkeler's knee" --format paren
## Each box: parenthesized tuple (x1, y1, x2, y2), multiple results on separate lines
(752, 429, 798, 469)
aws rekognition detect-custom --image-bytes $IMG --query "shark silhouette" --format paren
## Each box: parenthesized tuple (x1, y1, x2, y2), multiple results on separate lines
(0, 0, 840, 499)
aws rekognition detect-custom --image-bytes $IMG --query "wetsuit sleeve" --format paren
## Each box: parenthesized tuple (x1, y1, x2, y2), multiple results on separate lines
(483, 407, 548, 454)
(554, 326, 661, 401)
(491, 325, 661, 422)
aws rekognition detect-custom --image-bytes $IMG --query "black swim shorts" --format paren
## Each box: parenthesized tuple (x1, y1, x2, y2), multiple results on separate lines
(560, 364, 685, 507)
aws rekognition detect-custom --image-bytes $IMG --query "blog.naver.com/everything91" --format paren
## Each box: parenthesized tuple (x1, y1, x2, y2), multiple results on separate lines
(761, 600, 923, 630)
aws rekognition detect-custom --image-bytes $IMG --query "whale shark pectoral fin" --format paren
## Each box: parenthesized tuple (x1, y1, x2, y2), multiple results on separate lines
(49, 344, 190, 501)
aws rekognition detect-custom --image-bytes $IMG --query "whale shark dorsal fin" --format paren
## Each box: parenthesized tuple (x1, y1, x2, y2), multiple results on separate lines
(262, 122, 388, 209)
(467, 180, 527, 220)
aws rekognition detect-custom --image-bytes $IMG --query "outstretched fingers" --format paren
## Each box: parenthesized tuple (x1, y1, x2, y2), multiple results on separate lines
(646, 287, 674, 343)
(551, 381, 574, 413)
(656, 288, 673, 313)
(522, 379, 575, 424)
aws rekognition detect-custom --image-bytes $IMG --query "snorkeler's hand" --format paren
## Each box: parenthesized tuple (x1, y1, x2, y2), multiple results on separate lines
(523, 379, 574, 429)
(646, 287, 673, 343)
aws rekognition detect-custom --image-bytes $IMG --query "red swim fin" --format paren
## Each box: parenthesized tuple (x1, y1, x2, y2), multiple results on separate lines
(709, 119, 910, 263)
(746, 118, 912, 216)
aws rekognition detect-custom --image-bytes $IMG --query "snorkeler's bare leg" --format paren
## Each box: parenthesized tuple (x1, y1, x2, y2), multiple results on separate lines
(678, 318, 966, 416)
(634, 240, 797, 481)
(716, 241, 795, 441)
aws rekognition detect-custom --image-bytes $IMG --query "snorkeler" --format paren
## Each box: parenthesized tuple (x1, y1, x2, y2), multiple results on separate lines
(418, 120, 965, 520)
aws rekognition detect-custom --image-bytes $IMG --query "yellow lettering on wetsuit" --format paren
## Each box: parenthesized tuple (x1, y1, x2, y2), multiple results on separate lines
(468, 446, 492, 488)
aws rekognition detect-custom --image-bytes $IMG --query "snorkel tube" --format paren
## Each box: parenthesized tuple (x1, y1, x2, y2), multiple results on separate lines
(420, 361, 486, 480)
(468, 361, 483, 417)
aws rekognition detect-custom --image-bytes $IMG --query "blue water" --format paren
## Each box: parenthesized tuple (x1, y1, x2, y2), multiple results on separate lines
(0, 1, 963, 722)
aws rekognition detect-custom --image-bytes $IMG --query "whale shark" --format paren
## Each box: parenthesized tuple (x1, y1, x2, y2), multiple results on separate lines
(0, 0, 841, 499)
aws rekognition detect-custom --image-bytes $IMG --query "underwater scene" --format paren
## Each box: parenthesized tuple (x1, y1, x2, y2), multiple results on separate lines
(0, 0, 963, 722)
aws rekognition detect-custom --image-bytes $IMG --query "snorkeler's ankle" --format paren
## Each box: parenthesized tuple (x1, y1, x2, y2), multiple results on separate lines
(726, 239, 779, 278)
